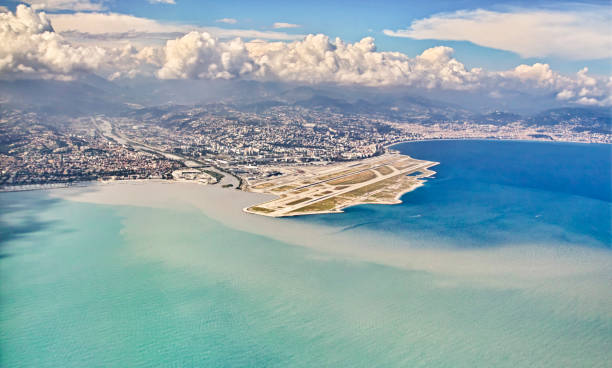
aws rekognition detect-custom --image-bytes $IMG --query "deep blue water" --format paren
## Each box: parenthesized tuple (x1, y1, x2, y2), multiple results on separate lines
(295, 140, 612, 248)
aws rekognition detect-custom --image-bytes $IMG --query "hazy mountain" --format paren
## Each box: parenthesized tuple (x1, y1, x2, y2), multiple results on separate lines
(473, 111, 523, 125)
(0, 74, 606, 129)
(0, 76, 136, 116)
(529, 107, 612, 133)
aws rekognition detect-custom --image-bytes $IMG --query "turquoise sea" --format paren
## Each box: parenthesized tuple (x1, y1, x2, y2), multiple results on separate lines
(1, 140, 611, 367)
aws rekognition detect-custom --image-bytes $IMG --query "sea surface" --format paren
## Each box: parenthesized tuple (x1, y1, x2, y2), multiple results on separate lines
(1, 140, 611, 367)
(297, 140, 612, 249)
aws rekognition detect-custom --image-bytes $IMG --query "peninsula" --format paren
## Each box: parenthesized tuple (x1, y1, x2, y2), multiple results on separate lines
(245, 153, 438, 217)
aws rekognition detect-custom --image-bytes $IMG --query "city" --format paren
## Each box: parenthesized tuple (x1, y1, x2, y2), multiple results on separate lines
(1, 101, 609, 190)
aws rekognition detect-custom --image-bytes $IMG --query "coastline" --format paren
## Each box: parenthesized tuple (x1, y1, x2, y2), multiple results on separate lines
(0, 178, 182, 194)
(39, 179, 612, 298)
(3, 138, 608, 194)
(4, 176, 611, 367)
(386, 137, 612, 151)
(0, 180, 99, 193)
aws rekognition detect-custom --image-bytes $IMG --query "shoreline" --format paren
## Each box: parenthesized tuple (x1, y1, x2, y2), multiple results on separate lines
(0, 180, 98, 193)
(37, 178, 612, 297)
(3, 138, 608, 195)
(3, 139, 610, 319)
(3, 142, 611, 367)
(385, 137, 612, 150)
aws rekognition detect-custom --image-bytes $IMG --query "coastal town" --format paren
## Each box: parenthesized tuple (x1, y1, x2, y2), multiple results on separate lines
(0, 110, 182, 188)
(1, 102, 610, 193)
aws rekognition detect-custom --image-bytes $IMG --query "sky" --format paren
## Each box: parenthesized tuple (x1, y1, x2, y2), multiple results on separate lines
(0, 0, 610, 106)
(2, 0, 609, 73)
(133, 0, 612, 74)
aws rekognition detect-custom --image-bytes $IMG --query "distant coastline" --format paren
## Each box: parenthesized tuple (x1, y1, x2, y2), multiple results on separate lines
(2, 138, 608, 194)
(0, 180, 97, 193)
(386, 136, 612, 150)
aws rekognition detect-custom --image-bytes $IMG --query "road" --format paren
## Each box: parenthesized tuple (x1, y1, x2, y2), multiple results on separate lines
(94, 118, 240, 188)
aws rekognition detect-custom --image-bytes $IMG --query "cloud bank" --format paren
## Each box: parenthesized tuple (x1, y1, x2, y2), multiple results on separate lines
(384, 6, 612, 60)
(246, 35, 482, 89)
(1, 5, 610, 106)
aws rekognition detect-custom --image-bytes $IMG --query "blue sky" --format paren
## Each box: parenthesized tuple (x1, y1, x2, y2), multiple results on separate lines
(95, 0, 611, 75)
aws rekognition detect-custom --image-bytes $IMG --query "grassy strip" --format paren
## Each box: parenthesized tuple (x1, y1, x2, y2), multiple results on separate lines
(314, 168, 361, 181)
(285, 197, 312, 206)
(328, 170, 376, 185)
(341, 175, 405, 199)
(252, 182, 275, 189)
(375, 165, 393, 175)
(271, 185, 297, 192)
(290, 197, 344, 213)
(248, 206, 274, 213)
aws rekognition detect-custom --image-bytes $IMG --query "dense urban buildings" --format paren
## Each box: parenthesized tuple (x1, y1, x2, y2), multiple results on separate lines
(1, 101, 609, 189)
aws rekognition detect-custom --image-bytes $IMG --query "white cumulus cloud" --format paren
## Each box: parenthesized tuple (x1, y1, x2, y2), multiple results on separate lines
(149, 0, 176, 4)
(384, 6, 612, 60)
(1, 5, 610, 106)
(0, 4, 105, 79)
(247, 34, 482, 89)
(157, 32, 255, 79)
(497, 64, 611, 106)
